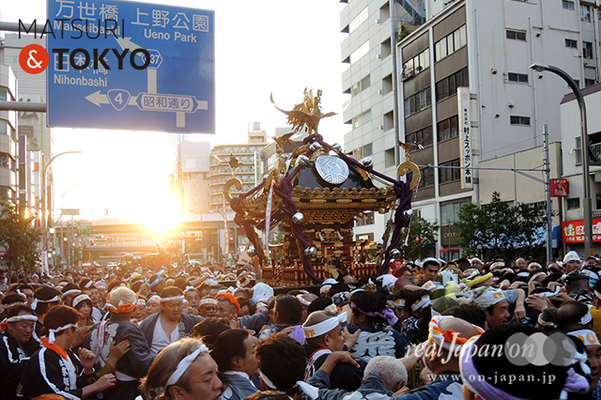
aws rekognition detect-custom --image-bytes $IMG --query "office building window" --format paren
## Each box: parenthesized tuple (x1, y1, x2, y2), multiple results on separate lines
(435, 25, 467, 62)
(567, 198, 580, 210)
(563, 0, 575, 10)
(583, 42, 593, 59)
(581, 5, 591, 22)
(363, 143, 373, 157)
(508, 73, 529, 83)
(506, 30, 526, 41)
(349, 7, 368, 33)
(440, 201, 467, 224)
(405, 126, 433, 151)
(351, 74, 371, 97)
(439, 159, 461, 183)
(407, 167, 434, 189)
(435, 68, 468, 102)
(437, 115, 459, 142)
(565, 39, 578, 49)
(352, 109, 372, 129)
(510, 116, 531, 126)
(351, 41, 370, 64)
(404, 88, 431, 116)
(385, 148, 396, 168)
(402, 48, 430, 79)
(356, 211, 375, 226)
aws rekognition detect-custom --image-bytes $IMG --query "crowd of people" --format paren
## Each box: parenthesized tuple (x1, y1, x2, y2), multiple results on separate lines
(1, 251, 601, 400)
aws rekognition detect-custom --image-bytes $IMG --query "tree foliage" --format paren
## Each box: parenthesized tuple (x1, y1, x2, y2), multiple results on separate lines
(398, 215, 439, 260)
(0, 202, 40, 272)
(455, 192, 547, 259)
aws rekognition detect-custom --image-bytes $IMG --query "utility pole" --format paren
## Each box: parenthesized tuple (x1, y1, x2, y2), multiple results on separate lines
(543, 124, 553, 263)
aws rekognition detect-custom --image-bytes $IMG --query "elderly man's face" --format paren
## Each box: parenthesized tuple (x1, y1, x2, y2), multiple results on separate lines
(516, 258, 526, 270)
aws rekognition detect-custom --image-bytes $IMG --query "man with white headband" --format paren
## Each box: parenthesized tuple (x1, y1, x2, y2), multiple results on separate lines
(141, 338, 223, 400)
(199, 296, 218, 317)
(61, 283, 82, 309)
(139, 286, 204, 354)
(0, 304, 40, 400)
(86, 287, 154, 400)
(564, 250, 583, 273)
(421, 257, 441, 287)
(302, 310, 365, 391)
(31, 286, 61, 338)
(473, 288, 513, 329)
(20, 305, 116, 399)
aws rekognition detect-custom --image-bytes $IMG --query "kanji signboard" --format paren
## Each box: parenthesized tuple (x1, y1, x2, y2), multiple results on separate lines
(45, 0, 215, 133)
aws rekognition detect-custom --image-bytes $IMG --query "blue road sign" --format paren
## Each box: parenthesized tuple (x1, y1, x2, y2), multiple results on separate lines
(46, 0, 215, 133)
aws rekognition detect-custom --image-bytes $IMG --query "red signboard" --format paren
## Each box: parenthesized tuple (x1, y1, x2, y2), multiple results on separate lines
(551, 178, 568, 197)
(562, 219, 601, 243)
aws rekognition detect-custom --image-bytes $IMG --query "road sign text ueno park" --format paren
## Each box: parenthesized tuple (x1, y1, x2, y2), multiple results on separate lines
(45, 0, 215, 133)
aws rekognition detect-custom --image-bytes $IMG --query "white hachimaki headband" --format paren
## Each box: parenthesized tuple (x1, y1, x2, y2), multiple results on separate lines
(48, 323, 77, 344)
(320, 285, 332, 294)
(569, 329, 601, 346)
(0, 314, 37, 330)
(199, 298, 217, 306)
(166, 345, 209, 387)
(303, 316, 340, 339)
(61, 289, 80, 299)
(297, 294, 312, 306)
(412, 295, 431, 311)
(72, 294, 91, 308)
(259, 369, 319, 400)
(148, 295, 161, 304)
(184, 286, 197, 293)
(393, 298, 406, 308)
(31, 295, 60, 310)
(159, 295, 185, 303)
(528, 271, 547, 284)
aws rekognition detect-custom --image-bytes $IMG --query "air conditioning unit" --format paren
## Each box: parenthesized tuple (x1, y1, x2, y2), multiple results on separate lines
(376, 54, 382, 59)
(377, 89, 383, 95)
(375, 18, 381, 24)
(378, 125, 384, 130)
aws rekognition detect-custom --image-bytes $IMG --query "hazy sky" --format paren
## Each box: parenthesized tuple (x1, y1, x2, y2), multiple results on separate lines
(1, 0, 348, 227)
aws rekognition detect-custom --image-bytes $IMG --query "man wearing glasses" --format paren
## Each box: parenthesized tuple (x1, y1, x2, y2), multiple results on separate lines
(139, 286, 204, 354)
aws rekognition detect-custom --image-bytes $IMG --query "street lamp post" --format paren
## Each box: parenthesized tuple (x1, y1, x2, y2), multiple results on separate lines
(41, 151, 82, 273)
(530, 63, 596, 256)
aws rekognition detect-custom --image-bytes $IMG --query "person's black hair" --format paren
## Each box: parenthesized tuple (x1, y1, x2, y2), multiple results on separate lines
(356, 276, 380, 289)
(555, 301, 589, 326)
(173, 277, 188, 291)
(541, 271, 563, 287)
(350, 290, 387, 324)
(160, 286, 183, 298)
(2, 293, 26, 306)
(470, 324, 566, 399)
(211, 329, 250, 372)
(450, 303, 487, 329)
(539, 307, 558, 332)
(337, 273, 351, 283)
(307, 296, 333, 315)
(6, 304, 35, 319)
(189, 318, 230, 346)
(237, 296, 254, 315)
(255, 334, 306, 395)
(33, 287, 61, 316)
(392, 289, 413, 302)
(329, 283, 350, 298)
(274, 295, 302, 325)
